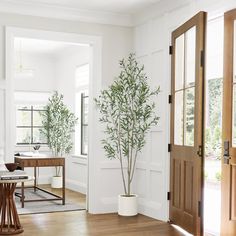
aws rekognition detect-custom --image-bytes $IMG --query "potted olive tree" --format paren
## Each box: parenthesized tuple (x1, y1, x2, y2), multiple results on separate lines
(95, 53, 160, 216)
(41, 91, 78, 188)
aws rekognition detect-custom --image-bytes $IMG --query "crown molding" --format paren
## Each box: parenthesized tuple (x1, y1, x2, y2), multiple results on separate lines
(0, 0, 133, 27)
(133, 0, 191, 26)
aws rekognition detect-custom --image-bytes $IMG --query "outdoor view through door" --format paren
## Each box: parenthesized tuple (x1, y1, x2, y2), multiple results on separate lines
(169, 12, 206, 235)
(221, 8, 236, 236)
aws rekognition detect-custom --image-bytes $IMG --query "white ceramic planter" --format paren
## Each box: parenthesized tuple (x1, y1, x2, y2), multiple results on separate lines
(51, 176, 62, 188)
(118, 194, 138, 216)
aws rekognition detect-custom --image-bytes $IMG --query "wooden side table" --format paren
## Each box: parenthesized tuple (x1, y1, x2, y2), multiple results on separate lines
(0, 177, 33, 235)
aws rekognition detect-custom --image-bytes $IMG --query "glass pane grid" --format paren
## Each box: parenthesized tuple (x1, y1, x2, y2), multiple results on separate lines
(16, 105, 48, 145)
(174, 26, 196, 147)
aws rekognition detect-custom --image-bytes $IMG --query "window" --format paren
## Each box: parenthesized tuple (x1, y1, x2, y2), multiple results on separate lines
(16, 105, 47, 145)
(81, 93, 89, 155)
(74, 64, 89, 156)
(75, 64, 89, 88)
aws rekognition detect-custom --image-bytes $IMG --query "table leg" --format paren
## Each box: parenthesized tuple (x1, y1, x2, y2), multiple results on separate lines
(34, 167, 37, 192)
(62, 165, 65, 205)
(21, 183, 24, 208)
(0, 183, 23, 235)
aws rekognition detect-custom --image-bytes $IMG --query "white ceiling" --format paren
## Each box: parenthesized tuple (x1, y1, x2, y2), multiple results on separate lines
(0, 0, 166, 26)
(11, 0, 161, 14)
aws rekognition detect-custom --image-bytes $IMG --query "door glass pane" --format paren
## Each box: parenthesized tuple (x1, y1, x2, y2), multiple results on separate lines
(233, 20, 236, 146)
(232, 85, 236, 146)
(234, 21, 236, 83)
(184, 87, 195, 146)
(175, 34, 185, 91)
(185, 27, 196, 88)
(174, 91, 183, 145)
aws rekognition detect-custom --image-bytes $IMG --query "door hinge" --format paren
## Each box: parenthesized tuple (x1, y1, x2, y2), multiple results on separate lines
(168, 144, 171, 152)
(167, 191, 171, 200)
(169, 45, 173, 55)
(223, 140, 230, 164)
(198, 201, 202, 217)
(200, 50, 204, 67)
(197, 145, 202, 157)
(168, 95, 172, 104)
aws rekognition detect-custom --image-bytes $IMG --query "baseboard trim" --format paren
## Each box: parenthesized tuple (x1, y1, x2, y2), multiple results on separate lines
(66, 179, 87, 194)
(138, 198, 168, 221)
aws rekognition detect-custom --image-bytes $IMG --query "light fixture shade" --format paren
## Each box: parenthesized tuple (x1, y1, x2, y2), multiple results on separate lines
(14, 68, 35, 79)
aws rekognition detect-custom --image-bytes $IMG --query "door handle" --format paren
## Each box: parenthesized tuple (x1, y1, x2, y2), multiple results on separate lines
(197, 145, 202, 157)
(223, 140, 230, 164)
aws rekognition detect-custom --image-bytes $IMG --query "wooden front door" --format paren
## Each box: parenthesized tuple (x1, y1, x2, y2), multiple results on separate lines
(169, 12, 206, 235)
(221, 9, 236, 235)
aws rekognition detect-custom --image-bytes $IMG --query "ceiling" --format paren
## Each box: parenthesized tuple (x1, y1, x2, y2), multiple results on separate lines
(10, 0, 161, 14)
(0, 0, 166, 26)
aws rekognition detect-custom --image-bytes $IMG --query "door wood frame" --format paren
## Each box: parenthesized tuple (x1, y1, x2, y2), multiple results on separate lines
(221, 8, 236, 235)
(169, 11, 206, 236)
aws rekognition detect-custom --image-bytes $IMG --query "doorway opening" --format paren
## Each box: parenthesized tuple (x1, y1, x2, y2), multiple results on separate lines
(13, 36, 89, 210)
(204, 16, 223, 236)
(5, 27, 102, 214)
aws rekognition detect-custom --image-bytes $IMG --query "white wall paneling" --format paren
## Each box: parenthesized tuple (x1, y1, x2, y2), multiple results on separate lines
(66, 156, 88, 194)
(133, 0, 236, 223)
(56, 45, 90, 194)
(134, 13, 170, 221)
(0, 88, 6, 164)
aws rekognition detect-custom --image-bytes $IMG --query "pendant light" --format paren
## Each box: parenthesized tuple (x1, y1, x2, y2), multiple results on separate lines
(15, 39, 35, 78)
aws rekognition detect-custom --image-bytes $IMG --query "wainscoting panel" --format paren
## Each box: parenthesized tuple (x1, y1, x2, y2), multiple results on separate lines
(0, 88, 6, 164)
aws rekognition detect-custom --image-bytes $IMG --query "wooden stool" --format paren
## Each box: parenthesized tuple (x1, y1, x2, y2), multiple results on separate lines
(0, 178, 33, 235)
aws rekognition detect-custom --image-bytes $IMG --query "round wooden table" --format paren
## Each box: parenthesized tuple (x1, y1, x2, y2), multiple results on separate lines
(0, 177, 33, 235)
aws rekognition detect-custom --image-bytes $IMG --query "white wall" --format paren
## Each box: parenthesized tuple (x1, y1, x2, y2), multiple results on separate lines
(2, 12, 133, 215)
(14, 52, 56, 92)
(56, 46, 89, 110)
(133, 0, 236, 222)
(56, 46, 90, 194)
(0, 87, 6, 164)
(13, 50, 57, 184)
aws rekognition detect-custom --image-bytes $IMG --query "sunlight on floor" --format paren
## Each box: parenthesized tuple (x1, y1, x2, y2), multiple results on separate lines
(204, 161, 221, 236)
(172, 225, 193, 236)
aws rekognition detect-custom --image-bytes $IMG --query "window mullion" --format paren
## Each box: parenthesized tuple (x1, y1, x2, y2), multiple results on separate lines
(31, 106, 33, 144)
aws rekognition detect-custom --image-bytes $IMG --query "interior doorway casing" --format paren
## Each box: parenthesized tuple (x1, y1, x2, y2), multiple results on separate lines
(5, 27, 102, 213)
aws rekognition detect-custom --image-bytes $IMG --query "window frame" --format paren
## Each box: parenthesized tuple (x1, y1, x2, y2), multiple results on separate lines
(16, 105, 47, 145)
(80, 93, 89, 156)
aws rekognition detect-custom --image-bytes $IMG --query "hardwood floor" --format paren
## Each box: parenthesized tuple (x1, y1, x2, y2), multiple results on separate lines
(19, 212, 186, 236)
(18, 186, 185, 236)
(40, 184, 86, 208)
